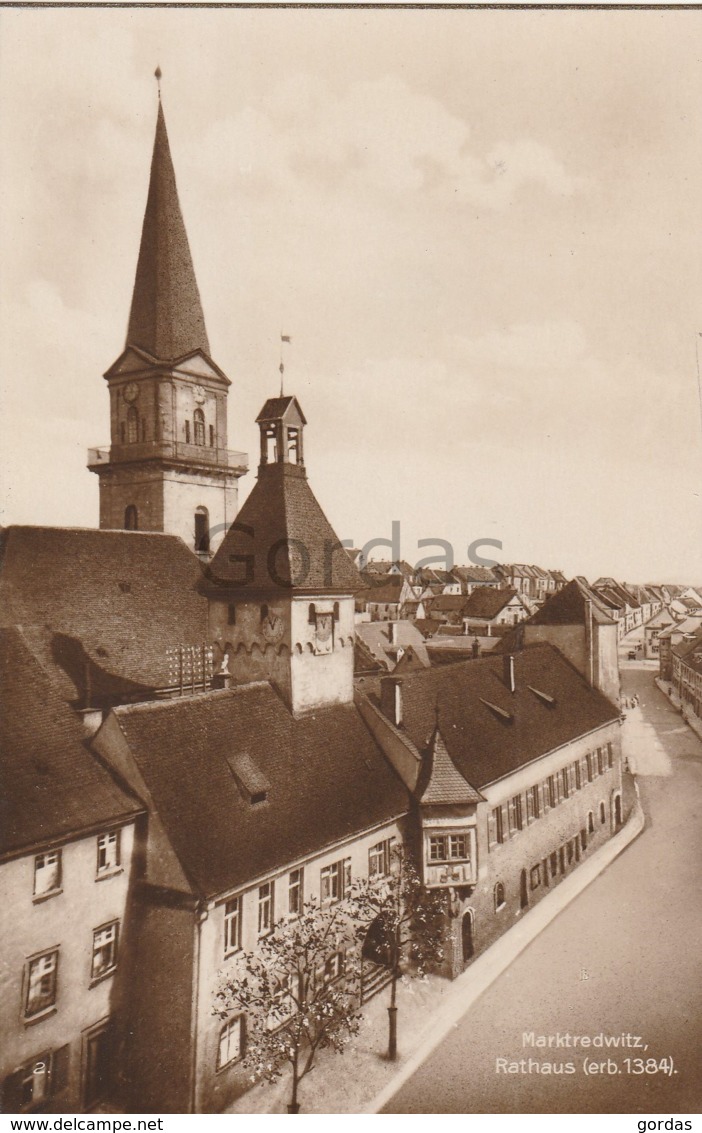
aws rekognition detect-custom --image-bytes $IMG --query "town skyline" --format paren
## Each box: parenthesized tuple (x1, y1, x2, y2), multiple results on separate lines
(1, 7, 701, 583)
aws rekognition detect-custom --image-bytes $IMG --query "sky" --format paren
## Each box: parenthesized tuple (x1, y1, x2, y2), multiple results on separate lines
(1, 6, 701, 583)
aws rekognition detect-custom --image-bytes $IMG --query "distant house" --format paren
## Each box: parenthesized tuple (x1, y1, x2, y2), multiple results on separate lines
(461, 587, 530, 633)
(425, 594, 469, 625)
(451, 565, 499, 595)
(425, 633, 501, 666)
(355, 620, 431, 674)
(672, 628, 702, 721)
(643, 609, 676, 660)
(355, 577, 403, 622)
(658, 616, 702, 681)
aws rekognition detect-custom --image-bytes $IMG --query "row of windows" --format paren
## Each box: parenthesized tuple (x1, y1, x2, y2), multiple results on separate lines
(119, 408, 216, 448)
(33, 833, 121, 900)
(24, 922, 120, 1020)
(492, 804, 610, 913)
(222, 840, 393, 957)
(488, 743, 614, 847)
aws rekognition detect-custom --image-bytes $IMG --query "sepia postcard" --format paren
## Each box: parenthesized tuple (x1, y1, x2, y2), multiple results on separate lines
(0, 3, 701, 1121)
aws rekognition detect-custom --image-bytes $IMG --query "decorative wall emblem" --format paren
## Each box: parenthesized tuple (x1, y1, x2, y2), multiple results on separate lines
(261, 609, 285, 645)
(123, 382, 139, 403)
(193, 384, 206, 404)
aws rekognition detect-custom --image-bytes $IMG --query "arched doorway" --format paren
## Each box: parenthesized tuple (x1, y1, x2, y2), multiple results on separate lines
(520, 869, 529, 909)
(461, 909, 474, 964)
(613, 792, 623, 828)
(361, 916, 393, 1002)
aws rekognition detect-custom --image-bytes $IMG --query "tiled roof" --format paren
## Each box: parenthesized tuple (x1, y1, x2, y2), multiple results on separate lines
(0, 526, 208, 700)
(672, 627, 702, 673)
(355, 621, 430, 669)
(463, 587, 517, 620)
(356, 577, 405, 605)
(127, 102, 210, 361)
(428, 594, 467, 614)
(528, 579, 615, 627)
(452, 565, 498, 584)
(415, 726, 483, 805)
(208, 464, 362, 593)
(0, 628, 143, 859)
(370, 644, 619, 789)
(255, 396, 307, 425)
(112, 686, 410, 897)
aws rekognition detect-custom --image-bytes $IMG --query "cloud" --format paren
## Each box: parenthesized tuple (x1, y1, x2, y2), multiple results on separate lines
(191, 75, 584, 211)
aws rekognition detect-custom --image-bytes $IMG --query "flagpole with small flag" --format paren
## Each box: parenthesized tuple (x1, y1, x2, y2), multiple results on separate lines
(280, 334, 291, 397)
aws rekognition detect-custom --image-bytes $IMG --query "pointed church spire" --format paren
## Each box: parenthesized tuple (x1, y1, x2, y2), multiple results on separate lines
(127, 94, 210, 360)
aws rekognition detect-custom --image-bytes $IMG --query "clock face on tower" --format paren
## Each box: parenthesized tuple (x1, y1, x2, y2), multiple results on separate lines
(261, 609, 285, 644)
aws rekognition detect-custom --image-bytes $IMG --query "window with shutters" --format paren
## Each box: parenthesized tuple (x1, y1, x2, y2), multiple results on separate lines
(607, 742, 614, 769)
(194, 408, 206, 446)
(217, 1017, 244, 1070)
(288, 869, 303, 917)
(597, 747, 604, 775)
(560, 767, 569, 798)
(586, 753, 595, 782)
(369, 839, 393, 877)
(25, 951, 58, 1019)
(224, 897, 241, 956)
(507, 795, 523, 833)
(320, 858, 351, 903)
(574, 760, 582, 790)
(258, 882, 274, 937)
(33, 850, 61, 900)
(548, 776, 558, 808)
(91, 922, 119, 981)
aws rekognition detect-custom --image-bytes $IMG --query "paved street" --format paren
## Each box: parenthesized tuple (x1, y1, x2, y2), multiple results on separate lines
(384, 665, 702, 1114)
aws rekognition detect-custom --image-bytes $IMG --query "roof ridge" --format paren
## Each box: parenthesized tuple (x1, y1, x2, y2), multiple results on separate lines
(114, 679, 273, 716)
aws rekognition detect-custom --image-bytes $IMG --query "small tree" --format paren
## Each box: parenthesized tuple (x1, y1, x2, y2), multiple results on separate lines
(214, 898, 363, 1113)
(352, 844, 445, 1060)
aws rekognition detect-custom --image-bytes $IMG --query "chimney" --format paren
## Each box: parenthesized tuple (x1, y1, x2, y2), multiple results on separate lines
(388, 621, 398, 646)
(472, 637, 481, 659)
(503, 653, 516, 694)
(380, 675, 403, 727)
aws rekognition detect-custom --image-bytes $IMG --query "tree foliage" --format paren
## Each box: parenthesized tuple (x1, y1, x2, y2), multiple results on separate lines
(214, 897, 363, 1111)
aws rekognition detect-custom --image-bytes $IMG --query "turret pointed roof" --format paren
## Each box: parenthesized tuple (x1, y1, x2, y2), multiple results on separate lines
(127, 101, 210, 361)
(415, 724, 483, 806)
(207, 463, 362, 593)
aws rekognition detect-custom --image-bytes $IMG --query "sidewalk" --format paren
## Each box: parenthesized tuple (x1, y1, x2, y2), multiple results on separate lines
(654, 677, 702, 744)
(226, 793, 644, 1115)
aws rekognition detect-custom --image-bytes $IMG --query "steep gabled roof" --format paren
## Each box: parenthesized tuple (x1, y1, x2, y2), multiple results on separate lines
(528, 579, 616, 627)
(207, 464, 362, 593)
(415, 726, 483, 805)
(463, 587, 519, 620)
(111, 686, 410, 897)
(0, 628, 143, 859)
(127, 101, 210, 360)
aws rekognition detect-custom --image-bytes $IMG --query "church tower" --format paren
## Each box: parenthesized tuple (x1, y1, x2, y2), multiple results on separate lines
(205, 395, 361, 715)
(88, 92, 247, 557)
